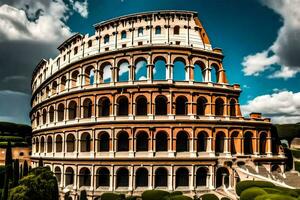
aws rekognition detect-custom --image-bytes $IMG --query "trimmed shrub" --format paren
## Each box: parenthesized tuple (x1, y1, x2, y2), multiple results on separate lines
(240, 187, 267, 200)
(200, 193, 219, 200)
(291, 149, 300, 159)
(142, 190, 170, 200)
(125, 196, 141, 200)
(170, 191, 183, 196)
(101, 193, 123, 200)
(273, 186, 300, 197)
(168, 195, 193, 200)
(221, 198, 231, 200)
(262, 188, 281, 194)
(254, 194, 298, 200)
(236, 180, 275, 196)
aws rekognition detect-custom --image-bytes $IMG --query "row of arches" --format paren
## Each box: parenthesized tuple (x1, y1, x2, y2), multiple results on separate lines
(33, 95, 239, 126)
(55, 166, 212, 188)
(33, 130, 272, 156)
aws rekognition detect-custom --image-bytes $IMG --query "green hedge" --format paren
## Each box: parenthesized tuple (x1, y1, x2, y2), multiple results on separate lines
(199, 194, 219, 200)
(295, 162, 300, 173)
(220, 198, 231, 200)
(142, 190, 170, 200)
(261, 188, 281, 194)
(240, 187, 267, 200)
(126, 196, 141, 200)
(291, 149, 300, 159)
(101, 193, 124, 200)
(254, 194, 298, 200)
(166, 195, 192, 200)
(236, 180, 275, 196)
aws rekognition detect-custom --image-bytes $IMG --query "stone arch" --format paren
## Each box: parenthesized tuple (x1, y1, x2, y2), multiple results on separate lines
(83, 65, 95, 85)
(176, 131, 189, 152)
(229, 98, 237, 117)
(215, 98, 224, 116)
(117, 131, 129, 151)
(244, 131, 253, 155)
(66, 133, 76, 152)
(100, 62, 112, 83)
(71, 70, 80, 88)
(82, 98, 93, 118)
(230, 131, 241, 155)
(116, 168, 129, 187)
(47, 135, 52, 153)
(42, 108, 47, 124)
(65, 167, 74, 186)
(196, 167, 208, 187)
(117, 96, 129, 116)
(197, 131, 208, 152)
(136, 167, 148, 187)
(216, 167, 230, 188)
(155, 95, 168, 115)
(68, 100, 77, 120)
(79, 167, 91, 187)
(96, 167, 110, 187)
(174, 25, 180, 35)
(155, 167, 168, 187)
(210, 63, 220, 83)
(136, 95, 148, 116)
(80, 132, 91, 152)
(135, 57, 147, 81)
(60, 75, 67, 91)
(197, 96, 207, 116)
(55, 135, 63, 152)
(98, 97, 110, 117)
(36, 111, 40, 126)
(118, 59, 129, 82)
(40, 136, 45, 153)
(136, 131, 149, 152)
(52, 81, 58, 95)
(271, 165, 281, 173)
(175, 96, 188, 115)
(260, 132, 267, 155)
(215, 131, 225, 154)
(194, 61, 205, 82)
(57, 103, 65, 122)
(153, 56, 167, 80)
(54, 166, 62, 184)
(175, 167, 189, 187)
(155, 131, 168, 152)
(35, 137, 39, 152)
(49, 106, 55, 123)
(98, 131, 110, 152)
(173, 57, 186, 81)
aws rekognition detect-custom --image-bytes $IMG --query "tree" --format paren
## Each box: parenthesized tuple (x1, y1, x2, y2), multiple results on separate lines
(23, 160, 28, 176)
(13, 159, 19, 187)
(1, 141, 13, 200)
(38, 158, 43, 167)
(79, 190, 87, 200)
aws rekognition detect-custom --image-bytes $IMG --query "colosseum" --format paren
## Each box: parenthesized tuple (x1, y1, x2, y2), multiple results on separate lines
(30, 10, 286, 199)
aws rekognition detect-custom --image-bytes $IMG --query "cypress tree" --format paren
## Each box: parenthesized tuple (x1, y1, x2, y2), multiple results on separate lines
(23, 160, 28, 176)
(53, 175, 59, 200)
(79, 190, 87, 200)
(38, 157, 43, 167)
(1, 141, 13, 200)
(20, 164, 23, 178)
(13, 159, 19, 187)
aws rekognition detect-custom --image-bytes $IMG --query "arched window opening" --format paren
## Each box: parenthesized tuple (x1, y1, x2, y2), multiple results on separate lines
(88, 40, 92, 47)
(36, 138, 40, 152)
(153, 58, 166, 80)
(118, 61, 129, 82)
(138, 27, 143, 37)
(215, 98, 224, 116)
(74, 46, 78, 55)
(71, 71, 80, 88)
(116, 168, 129, 187)
(155, 96, 167, 115)
(176, 131, 189, 152)
(49, 106, 54, 123)
(84, 66, 94, 85)
(47, 136, 52, 153)
(117, 97, 129, 116)
(136, 168, 148, 187)
(260, 132, 267, 155)
(197, 97, 207, 116)
(79, 168, 91, 187)
(82, 98, 92, 118)
(66, 134, 75, 152)
(57, 103, 65, 122)
(197, 131, 207, 152)
(65, 167, 74, 186)
(68, 101, 77, 120)
(174, 26, 180, 35)
(176, 168, 189, 187)
(136, 96, 148, 116)
(36, 112, 40, 126)
(156, 132, 168, 152)
(42, 109, 47, 124)
(196, 168, 208, 187)
(54, 167, 61, 184)
(155, 26, 161, 34)
(97, 168, 110, 187)
(60, 76, 67, 91)
(194, 63, 205, 82)
(216, 167, 229, 188)
(173, 59, 186, 81)
(52, 81, 58, 95)
(104, 34, 109, 44)
(175, 96, 188, 115)
(117, 132, 129, 151)
(155, 168, 168, 187)
(135, 59, 147, 81)
(56, 135, 62, 152)
(98, 97, 110, 117)
(211, 64, 219, 83)
(230, 99, 236, 117)
(271, 165, 281, 173)
(215, 132, 225, 154)
(231, 131, 239, 155)
(244, 132, 253, 155)
(40, 137, 45, 153)
(121, 31, 127, 39)
(80, 133, 91, 152)
(136, 132, 148, 152)
(102, 63, 112, 83)
(98, 132, 110, 152)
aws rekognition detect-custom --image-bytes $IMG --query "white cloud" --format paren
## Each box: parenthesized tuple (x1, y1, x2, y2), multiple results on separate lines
(71, 0, 88, 18)
(241, 91, 300, 124)
(242, 0, 300, 79)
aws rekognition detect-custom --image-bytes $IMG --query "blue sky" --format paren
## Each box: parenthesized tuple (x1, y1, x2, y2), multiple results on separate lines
(0, 0, 299, 124)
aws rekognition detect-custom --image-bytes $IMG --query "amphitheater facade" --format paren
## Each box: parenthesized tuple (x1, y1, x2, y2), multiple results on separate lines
(30, 10, 286, 199)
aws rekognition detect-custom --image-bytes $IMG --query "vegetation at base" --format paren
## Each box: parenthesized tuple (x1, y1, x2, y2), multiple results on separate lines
(199, 194, 219, 200)
(237, 180, 300, 200)
(295, 162, 300, 172)
(275, 123, 300, 143)
(291, 149, 300, 159)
